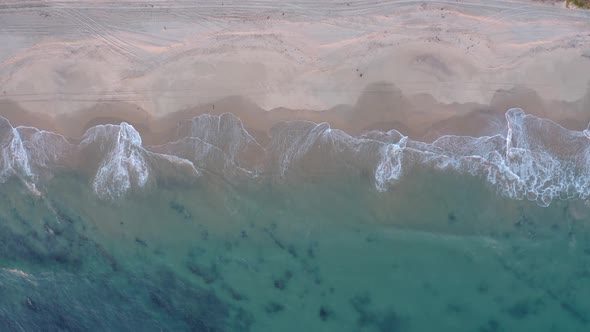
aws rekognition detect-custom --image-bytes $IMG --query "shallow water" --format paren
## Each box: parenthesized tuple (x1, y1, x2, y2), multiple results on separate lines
(1, 109, 590, 331)
(1, 166, 590, 331)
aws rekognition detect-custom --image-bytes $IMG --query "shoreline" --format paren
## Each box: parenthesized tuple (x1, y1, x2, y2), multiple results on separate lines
(0, 82, 589, 145)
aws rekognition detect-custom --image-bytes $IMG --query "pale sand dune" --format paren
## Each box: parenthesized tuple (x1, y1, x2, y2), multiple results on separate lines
(0, 0, 589, 141)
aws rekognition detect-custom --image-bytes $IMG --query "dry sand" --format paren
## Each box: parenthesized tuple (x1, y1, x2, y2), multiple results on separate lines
(0, 0, 589, 142)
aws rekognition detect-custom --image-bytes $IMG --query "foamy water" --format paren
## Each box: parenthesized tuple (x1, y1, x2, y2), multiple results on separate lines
(2, 108, 589, 208)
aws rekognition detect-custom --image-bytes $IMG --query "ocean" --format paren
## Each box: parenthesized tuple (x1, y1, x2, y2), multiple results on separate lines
(0, 109, 589, 331)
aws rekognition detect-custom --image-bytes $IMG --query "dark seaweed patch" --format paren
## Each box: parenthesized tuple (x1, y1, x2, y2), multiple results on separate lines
(224, 241, 233, 251)
(55, 313, 84, 332)
(43, 217, 67, 237)
(303, 265, 322, 285)
(559, 301, 589, 325)
(135, 237, 148, 247)
(287, 245, 298, 258)
(0, 224, 45, 264)
(445, 303, 465, 314)
(222, 283, 247, 301)
(477, 282, 490, 294)
(180, 291, 229, 332)
(447, 211, 457, 223)
(188, 246, 207, 258)
(0, 186, 252, 331)
(265, 302, 285, 314)
(169, 201, 192, 220)
(319, 306, 332, 321)
(513, 212, 537, 239)
(505, 298, 544, 320)
(273, 278, 286, 290)
(377, 311, 405, 332)
(50, 251, 72, 265)
(506, 301, 530, 319)
(366, 235, 378, 243)
(0, 211, 117, 272)
(272, 269, 293, 290)
(307, 245, 316, 259)
(186, 262, 221, 284)
(314, 275, 322, 285)
(23, 297, 38, 312)
(351, 293, 377, 326)
(149, 289, 174, 314)
(494, 252, 587, 324)
(92, 242, 120, 272)
(146, 268, 239, 331)
(351, 293, 408, 331)
(264, 228, 284, 249)
(421, 281, 439, 296)
(53, 208, 78, 225)
(479, 318, 501, 332)
(263, 227, 299, 258)
(230, 308, 255, 331)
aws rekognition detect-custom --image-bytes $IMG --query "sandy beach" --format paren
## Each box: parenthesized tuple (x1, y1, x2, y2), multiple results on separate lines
(0, 0, 589, 142)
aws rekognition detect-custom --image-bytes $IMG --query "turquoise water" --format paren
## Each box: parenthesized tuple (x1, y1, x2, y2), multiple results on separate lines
(1, 110, 590, 331)
(1, 168, 589, 331)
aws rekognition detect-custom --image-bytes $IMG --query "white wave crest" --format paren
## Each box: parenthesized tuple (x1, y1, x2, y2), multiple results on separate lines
(0, 118, 33, 182)
(82, 123, 150, 200)
(374, 108, 590, 206)
(375, 136, 407, 192)
(0, 107, 588, 207)
(268, 121, 385, 179)
(154, 113, 264, 179)
(18, 126, 75, 171)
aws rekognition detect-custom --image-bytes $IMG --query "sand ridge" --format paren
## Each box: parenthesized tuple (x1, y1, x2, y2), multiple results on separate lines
(0, 83, 588, 146)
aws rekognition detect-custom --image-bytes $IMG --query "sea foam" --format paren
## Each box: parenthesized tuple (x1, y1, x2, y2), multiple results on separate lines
(0, 119, 32, 182)
(0, 109, 588, 205)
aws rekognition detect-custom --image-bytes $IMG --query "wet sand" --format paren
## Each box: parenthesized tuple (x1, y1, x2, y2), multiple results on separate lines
(0, 83, 588, 147)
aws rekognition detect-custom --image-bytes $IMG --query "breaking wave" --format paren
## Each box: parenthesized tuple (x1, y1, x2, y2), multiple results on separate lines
(1, 108, 589, 206)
